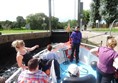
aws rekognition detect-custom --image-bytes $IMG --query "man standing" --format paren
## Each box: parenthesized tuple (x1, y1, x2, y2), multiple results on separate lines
(70, 26, 82, 63)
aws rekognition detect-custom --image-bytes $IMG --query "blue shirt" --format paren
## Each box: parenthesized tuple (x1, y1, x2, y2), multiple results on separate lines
(70, 31, 82, 44)
(41, 51, 59, 60)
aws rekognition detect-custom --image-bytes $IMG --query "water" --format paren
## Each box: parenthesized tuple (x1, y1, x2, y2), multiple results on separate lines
(0, 64, 18, 79)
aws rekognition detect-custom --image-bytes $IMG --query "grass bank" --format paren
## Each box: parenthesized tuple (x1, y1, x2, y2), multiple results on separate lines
(91, 27, 118, 32)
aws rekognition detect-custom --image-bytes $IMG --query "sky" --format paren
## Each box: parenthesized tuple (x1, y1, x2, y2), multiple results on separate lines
(0, 0, 92, 22)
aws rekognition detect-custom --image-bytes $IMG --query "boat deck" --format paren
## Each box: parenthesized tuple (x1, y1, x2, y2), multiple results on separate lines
(60, 60, 97, 80)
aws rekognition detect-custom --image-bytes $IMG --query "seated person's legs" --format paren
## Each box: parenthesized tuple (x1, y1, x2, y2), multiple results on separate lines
(54, 59, 61, 80)
(38, 59, 60, 80)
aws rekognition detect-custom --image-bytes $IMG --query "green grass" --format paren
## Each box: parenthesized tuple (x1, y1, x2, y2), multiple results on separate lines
(0, 29, 47, 34)
(92, 27, 118, 32)
(0, 27, 118, 34)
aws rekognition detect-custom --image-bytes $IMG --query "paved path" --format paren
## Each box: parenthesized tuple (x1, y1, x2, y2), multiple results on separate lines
(82, 31, 118, 51)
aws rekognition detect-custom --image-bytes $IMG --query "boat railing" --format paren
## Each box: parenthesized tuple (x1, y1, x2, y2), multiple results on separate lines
(109, 19, 118, 36)
(5, 68, 22, 83)
(81, 43, 98, 48)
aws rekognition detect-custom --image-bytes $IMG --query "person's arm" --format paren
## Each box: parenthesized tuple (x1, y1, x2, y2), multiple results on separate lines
(80, 32, 82, 42)
(90, 47, 99, 52)
(90, 47, 99, 57)
(69, 38, 72, 44)
(113, 57, 118, 69)
(69, 32, 73, 44)
(16, 54, 28, 69)
(26, 45, 39, 51)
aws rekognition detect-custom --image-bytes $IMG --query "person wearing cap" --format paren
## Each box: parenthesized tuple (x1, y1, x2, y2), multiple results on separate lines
(68, 64, 80, 77)
(70, 26, 82, 63)
(90, 37, 118, 83)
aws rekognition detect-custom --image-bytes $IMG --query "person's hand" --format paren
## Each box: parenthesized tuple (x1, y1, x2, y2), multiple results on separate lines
(21, 65, 28, 70)
(45, 69, 50, 76)
(35, 45, 39, 48)
(69, 41, 72, 44)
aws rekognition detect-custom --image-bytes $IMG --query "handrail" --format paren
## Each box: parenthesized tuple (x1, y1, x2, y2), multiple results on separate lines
(5, 68, 22, 83)
(87, 32, 108, 39)
(81, 43, 98, 48)
(109, 19, 118, 36)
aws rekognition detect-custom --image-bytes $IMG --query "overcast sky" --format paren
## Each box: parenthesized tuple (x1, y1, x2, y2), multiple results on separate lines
(0, 0, 92, 22)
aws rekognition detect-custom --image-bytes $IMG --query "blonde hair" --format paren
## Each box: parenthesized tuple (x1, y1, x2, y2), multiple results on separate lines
(12, 40, 25, 49)
(106, 38, 117, 48)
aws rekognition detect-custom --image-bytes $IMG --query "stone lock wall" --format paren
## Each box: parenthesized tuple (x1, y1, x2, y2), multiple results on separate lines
(0, 32, 51, 68)
(0, 32, 51, 44)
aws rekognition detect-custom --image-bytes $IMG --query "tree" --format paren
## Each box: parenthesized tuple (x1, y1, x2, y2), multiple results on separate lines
(0, 21, 3, 29)
(42, 23, 47, 30)
(90, 0, 101, 28)
(1, 20, 12, 29)
(100, 0, 118, 27)
(51, 16, 59, 30)
(82, 10, 90, 25)
(16, 16, 26, 28)
(90, 2, 96, 28)
(57, 22, 67, 29)
(26, 13, 48, 30)
(68, 20, 77, 28)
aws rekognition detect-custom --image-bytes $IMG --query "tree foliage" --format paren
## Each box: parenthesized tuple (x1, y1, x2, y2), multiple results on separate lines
(90, 2, 96, 27)
(90, 0, 101, 28)
(82, 10, 90, 25)
(26, 13, 61, 30)
(0, 20, 13, 29)
(51, 16, 59, 29)
(16, 16, 26, 28)
(100, 0, 118, 27)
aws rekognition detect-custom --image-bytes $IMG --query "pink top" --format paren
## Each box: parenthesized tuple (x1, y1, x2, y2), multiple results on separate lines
(97, 46, 118, 74)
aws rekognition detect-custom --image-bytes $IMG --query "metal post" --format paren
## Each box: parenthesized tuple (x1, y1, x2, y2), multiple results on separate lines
(77, 0, 80, 26)
(49, 0, 52, 32)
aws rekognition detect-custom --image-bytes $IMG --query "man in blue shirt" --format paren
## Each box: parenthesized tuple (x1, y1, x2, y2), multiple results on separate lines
(41, 44, 59, 60)
(39, 44, 61, 81)
(70, 26, 82, 63)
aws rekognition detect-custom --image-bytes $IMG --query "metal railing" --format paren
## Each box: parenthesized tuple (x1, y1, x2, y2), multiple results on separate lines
(109, 19, 118, 36)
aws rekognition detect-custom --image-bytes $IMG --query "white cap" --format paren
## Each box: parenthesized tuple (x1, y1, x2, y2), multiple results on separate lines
(68, 64, 79, 75)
